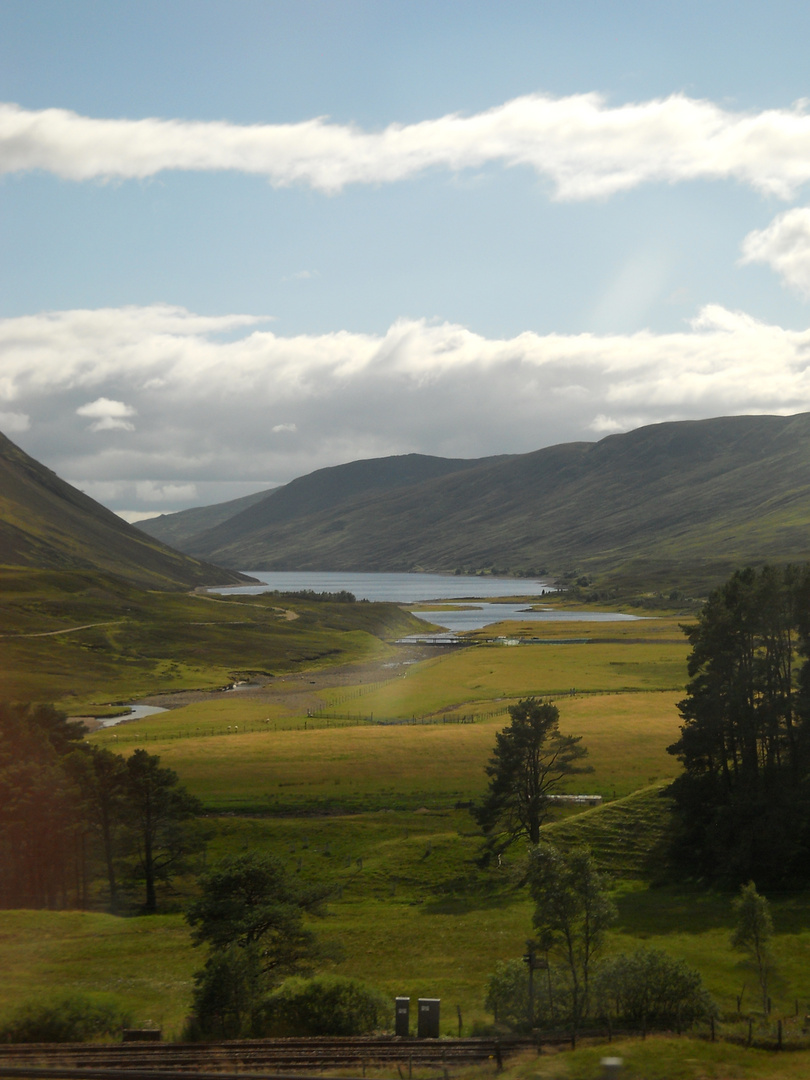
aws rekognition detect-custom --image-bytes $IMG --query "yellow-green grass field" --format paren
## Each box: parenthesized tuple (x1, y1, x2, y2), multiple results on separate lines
(10, 609, 810, 1054)
(92, 691, 682, 812)
(91, 621, 689, 811)
(5, 832, 810, 1039)
(0, 910, 197, 1036)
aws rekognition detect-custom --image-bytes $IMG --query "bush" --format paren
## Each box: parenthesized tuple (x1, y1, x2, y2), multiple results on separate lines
(186, 944, 266, 1040)
(263, 975, 392, 1036)
(0, 993, 130, 1043)
(485, 958, 573, 1031)
(594, 948, 716, 1030)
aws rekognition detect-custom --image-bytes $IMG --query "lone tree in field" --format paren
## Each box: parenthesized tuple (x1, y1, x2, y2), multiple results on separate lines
(731, 881, 775, 1016)
(472, 698, 589, 864)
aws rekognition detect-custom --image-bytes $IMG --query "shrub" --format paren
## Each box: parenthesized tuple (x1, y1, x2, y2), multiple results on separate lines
(263, 975, 391, 1036)
(485, 958, 573, 1031)
(594, 948, 716, 1029)
(186, 944, 266, 1040)
(0, 993, 130, 1043)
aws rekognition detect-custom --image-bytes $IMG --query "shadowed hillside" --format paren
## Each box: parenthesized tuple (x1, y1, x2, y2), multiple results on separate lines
(0, 431, 249, 589)
(142, 452, 506, 552)
(139, 414, 810, 592)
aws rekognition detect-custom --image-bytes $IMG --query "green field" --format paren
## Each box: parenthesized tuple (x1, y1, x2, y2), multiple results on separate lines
(0, 568, 425, 707)
(5, 603, 810, 1067)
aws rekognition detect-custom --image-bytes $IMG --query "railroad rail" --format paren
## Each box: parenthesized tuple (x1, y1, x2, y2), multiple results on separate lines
(0, 1037, 538, 1075)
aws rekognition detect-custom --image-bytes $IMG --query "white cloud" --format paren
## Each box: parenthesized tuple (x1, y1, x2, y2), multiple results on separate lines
(5, 93, 810, 200)
(5, 302, 810, 515)
(76, 396, 137, 432)
(0, 410, 30, 433)
(741, 207, 810, 299)
(282, 270, 319, 282)
(117, 510, 164, 524)
(589, 414, 631, 434)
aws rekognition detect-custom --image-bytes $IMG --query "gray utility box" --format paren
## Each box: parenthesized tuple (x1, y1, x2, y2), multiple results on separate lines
(395, 997, 410, 1037)
(417, 998, 440, 1039)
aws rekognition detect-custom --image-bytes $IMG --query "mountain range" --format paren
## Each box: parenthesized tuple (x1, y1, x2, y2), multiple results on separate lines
(0, 431, 248, 590)
(138, 413, 810, 592)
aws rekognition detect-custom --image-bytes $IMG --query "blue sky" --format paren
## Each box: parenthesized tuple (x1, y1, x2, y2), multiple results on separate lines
(3, 1, 810, 519)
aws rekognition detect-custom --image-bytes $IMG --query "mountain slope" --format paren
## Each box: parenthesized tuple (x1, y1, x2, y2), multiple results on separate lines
(141, 452, 506, 551)
(139, 414, 810, 590)
(140, 488, 270, 551)
(0, 431, 249, 589)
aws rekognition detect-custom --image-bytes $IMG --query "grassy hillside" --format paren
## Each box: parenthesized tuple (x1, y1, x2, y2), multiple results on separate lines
(140, 489, 270, 551)
(0, 430, 247, 589)
(0, 567, 427, 708)
(141, 452, 504, 551)
(143, 413, 810, 592)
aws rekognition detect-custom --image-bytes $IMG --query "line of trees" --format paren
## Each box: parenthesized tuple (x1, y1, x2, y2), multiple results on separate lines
(0, 702, 205, 911)
(667, 564, 810, 886)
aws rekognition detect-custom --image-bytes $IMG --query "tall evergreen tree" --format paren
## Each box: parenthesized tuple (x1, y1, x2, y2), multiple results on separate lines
(0, 703, 86, 907)
(124, 749, 205, 913)
(668, 564, 810, 885)
(472, 698, 589, 864)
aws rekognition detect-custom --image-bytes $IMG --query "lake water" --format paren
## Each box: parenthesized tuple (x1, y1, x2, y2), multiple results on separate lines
(216, 570, 554, 602)
(411, 603, 643, 634)
(214, 571, 643, 633)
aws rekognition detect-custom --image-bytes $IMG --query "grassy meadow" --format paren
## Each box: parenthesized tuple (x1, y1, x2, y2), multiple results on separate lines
(6, 599, 810, 1068)
(0, 567, 424, 707)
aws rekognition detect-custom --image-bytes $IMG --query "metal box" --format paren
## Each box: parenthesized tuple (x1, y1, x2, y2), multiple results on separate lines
(395, 996, 410, 1037)
(417, 998, 440, 1038)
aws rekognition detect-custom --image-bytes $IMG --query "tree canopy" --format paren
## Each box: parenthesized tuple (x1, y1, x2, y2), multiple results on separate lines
(667, 564, 810, 886)
(186, 852, 328, 969)
(472, 698, 589, 863)
(185, 852, 331, 1038)
(0, 701, 204, 911)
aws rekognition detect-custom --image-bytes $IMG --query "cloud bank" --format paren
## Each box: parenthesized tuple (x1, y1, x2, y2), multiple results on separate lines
(4, 303, 810, 512)
(5, 93, 810, 199)
(742, 208, 810, 299)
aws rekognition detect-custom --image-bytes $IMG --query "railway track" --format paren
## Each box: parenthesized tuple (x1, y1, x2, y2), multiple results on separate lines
(0, 1037, 538, 1075)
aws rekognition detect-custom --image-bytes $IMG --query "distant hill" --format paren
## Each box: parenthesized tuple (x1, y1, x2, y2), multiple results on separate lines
(136, 414, 810, 592)
(0, 431, 250, 590)
(141, 453, 505, 552)
(139, 488, 271, 551)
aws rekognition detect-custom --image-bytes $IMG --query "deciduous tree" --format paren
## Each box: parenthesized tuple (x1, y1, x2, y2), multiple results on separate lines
(594, 948, 715, 1030)
(731, 881, 775, 1015)
(528, 842, 615, 1033)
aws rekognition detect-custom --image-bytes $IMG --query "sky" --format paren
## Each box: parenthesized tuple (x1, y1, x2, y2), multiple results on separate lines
(4, 1, 810, 520)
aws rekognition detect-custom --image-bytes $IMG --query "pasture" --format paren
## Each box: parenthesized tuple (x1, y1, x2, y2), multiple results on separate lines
(7, 607, 810, 1052)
